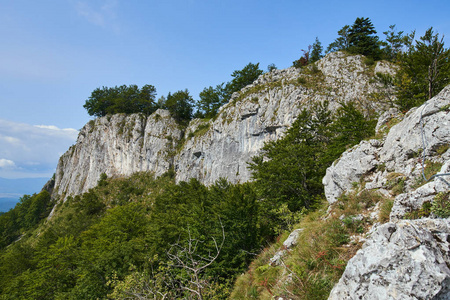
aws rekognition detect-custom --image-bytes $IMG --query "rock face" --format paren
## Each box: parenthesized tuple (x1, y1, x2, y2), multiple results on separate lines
(175, 52, 391, 185)
(324, 86, 450, 299)
(329, 219, 450, 300)
(53, 52, 393, 198)
(323, 85, 450, 209)
(269, 228, 304, 266)
(54, 110, 182, 196)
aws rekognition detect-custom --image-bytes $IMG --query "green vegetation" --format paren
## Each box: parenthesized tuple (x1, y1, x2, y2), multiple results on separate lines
(326, 17, 380, 59)
(2, 16, 449, 300)
(432, 192, 450, 218)
(404, 201, 432, 219)
(0, 174, 263, 299)
(83, 84, 158, 117)
(249, 100, 376, 241)
(231, 190, 388, 299)
(394, 28, 450, 111)
(196, 62, 264, 119)
(378, 198, 394, 223)
(402, 192, 450, 220)
(0, 190, 53, 249)
(159, 89, 195, 124)
(413, 160, 443, 188)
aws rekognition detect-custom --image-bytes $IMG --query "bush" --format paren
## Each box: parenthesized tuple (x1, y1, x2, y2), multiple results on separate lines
(432, 192, 450, 218)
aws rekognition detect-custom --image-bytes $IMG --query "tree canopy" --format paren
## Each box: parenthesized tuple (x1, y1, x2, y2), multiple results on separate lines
(159, 89, 195, 123)
(394, 27, 450, 110)
(83, 84, 158, 117)
(249, 101, 376, 230)
(348, 17, 381, 58)
(326, 17, 380, 58)
(195, 62, 263, 118)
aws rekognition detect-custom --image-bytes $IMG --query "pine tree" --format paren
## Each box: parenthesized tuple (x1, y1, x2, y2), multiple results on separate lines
(395, 27, 450, 110)
(310, 37, 324, 62)
(348, 17, 380, 58)
(326, 25, 351, 53)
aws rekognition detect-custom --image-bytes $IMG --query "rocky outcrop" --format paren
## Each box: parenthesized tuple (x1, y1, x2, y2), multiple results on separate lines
(174, 52, 392, 185)
(269, 228, 304, 266)
(53, 52, 394, 198)
(54, 110, 182, 196)
(324, 86, 450, 299)
(329, 219, 450, 300)
(323, 85, 450, 209)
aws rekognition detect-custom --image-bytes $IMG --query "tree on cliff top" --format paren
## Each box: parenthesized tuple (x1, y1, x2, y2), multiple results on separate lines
(195, 62, 263, 118)
(327, 17, 380, 59)
(160, 89, 194, 124)
(83, 84, 158, 117)
(348, 17, 381, 58)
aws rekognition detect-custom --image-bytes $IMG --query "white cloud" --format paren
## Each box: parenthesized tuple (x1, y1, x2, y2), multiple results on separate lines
(0, 119, 79, 178)
(75, 0, 119, 31)
(0, 159, 16, 169)
(33, 125, 79, 139)
(0, 135, 20, 145)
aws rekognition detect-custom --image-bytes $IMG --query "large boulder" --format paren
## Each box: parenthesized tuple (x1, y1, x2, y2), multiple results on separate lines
(329, 219, 450, 300)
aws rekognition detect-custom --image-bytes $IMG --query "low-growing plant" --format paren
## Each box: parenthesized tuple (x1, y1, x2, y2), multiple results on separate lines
(376, 162, 386, 172)
(378, 198, 394, 223)
(385, 172, 406, 195)
(297, 77, 307, 85)
(432, 192, 450, 218)
(436, 144, 450, 156)
(363, 56, 375, 66)
(413, 160, 444, 188)
(193, 123, 211, 137)
(404, 201, 432, 219)
(440, 104, 450, 112)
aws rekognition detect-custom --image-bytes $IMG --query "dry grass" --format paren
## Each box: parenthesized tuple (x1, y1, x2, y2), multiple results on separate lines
(230, 190, 390, 299)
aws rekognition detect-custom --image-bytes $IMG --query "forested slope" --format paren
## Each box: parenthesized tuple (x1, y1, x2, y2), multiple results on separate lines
(1, 17, 450, 299)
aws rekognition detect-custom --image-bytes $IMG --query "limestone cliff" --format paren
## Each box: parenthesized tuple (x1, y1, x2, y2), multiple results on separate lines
(54, 110, 182, 196)
(53, 52, 393, 198)
(325, 86, 450, 299)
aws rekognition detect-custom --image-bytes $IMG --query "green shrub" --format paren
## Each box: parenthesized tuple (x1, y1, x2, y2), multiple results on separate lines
(432, 192, 450, 218)
(404, 201, 432, 219)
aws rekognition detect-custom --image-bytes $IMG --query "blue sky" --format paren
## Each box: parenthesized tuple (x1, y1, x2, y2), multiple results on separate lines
(0, 0, 450, 180)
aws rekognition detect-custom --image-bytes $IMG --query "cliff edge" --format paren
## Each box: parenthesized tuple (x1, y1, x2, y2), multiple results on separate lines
(53, 52, 393, 198)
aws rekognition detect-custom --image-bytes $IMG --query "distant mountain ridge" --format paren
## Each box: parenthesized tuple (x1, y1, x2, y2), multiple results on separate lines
(0, 177, 49, 212)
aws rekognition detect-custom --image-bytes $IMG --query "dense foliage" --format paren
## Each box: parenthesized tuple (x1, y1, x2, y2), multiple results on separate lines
(394, 28, 450, 110)
(83, 84, 158, 117)
(249, 101, 376, 232)
(159, 89, 195, 124)
(326, 17, 380, 58)
(0, 190, 52, 249)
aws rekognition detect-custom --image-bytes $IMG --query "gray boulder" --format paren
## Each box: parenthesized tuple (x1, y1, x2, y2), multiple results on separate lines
(329, 219, 450, 300)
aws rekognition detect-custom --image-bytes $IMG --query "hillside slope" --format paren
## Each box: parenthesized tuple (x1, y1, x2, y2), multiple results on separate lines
(230, 86, 450, 299)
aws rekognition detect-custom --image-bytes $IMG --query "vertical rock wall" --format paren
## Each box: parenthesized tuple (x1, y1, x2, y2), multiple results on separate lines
(53, 52, 393, 198)
(54, 110, 182, 196)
